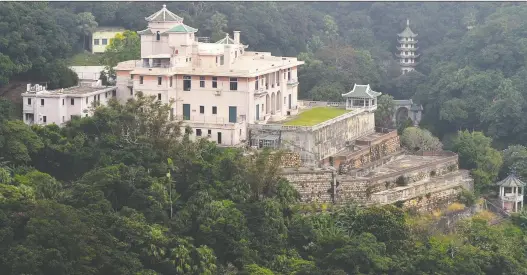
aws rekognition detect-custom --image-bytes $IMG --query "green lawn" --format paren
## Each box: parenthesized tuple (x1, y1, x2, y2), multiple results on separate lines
(68, 51, 103, 66)
(283, 107, 351, 126)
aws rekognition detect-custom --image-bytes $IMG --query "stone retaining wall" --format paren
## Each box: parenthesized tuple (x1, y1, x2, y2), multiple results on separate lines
(280, 167, 335, 203)
(278, 152, 302, 168)
(336, 156, 459, 204)
(338, 131, 401, 174)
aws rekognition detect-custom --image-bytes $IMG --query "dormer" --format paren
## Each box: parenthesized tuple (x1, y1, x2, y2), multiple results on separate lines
(342, 84, 382, 112)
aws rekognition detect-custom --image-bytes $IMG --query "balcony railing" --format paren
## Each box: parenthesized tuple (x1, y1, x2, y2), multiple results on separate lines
(175, 115, 246, 124)
(135, 61, 172, 68)
(501, 194, 523, 202)
(287, 79, 298, 85)
(398, 39, 418, 44)
(254, 88, 266, 96)
(397, 46, 419, 51)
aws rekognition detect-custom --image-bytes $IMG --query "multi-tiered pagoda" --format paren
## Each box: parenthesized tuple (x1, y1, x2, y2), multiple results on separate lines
(396, 19, 419, 74)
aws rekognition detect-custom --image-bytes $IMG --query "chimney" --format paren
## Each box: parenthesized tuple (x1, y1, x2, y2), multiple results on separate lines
(233, 31, 240, 44)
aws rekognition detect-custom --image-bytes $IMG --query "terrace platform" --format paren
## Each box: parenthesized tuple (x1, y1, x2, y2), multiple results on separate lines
(278, 107, 351, 126)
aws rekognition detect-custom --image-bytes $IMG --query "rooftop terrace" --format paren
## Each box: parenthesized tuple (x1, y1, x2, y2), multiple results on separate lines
(282, 107, 351, 126)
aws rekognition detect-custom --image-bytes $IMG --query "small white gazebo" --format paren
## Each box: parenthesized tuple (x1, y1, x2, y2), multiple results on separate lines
(341, 84, 382, 112)
(497, 173, 525, 213)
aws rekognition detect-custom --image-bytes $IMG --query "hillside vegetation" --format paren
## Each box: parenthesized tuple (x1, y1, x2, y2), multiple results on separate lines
(3, 2, 527, 274)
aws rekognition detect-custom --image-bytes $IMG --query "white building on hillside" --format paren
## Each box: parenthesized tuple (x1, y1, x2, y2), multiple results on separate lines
(21, 82, 117, 126)
(114, 5, 304, 146)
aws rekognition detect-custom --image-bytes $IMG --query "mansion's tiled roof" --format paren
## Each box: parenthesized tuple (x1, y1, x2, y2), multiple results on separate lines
(215, 34, 237, 45)
(145, 4, 183, 22)
(166, 24, 198, 33)
(342, 84, 381, 99)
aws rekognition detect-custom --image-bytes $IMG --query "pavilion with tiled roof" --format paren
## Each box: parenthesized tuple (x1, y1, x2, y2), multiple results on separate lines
(341, 84, 381, 112)
(497, 173, 525, 213)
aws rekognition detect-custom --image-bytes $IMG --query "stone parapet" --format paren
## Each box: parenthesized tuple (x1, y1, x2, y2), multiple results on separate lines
(370, 170, 472, 205)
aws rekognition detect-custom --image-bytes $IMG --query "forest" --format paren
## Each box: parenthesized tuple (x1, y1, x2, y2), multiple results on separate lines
(2, 1, 527, 274)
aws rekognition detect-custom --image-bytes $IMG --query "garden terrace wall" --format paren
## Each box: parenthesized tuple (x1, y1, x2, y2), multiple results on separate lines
(335, 154, 459, 204)
(252, 109, 375, 163)
(337, 130, 401, 174)
(280, 167, 335, 203)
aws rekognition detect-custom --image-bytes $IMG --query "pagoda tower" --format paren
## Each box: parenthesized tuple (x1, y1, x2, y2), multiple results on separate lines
(396, 19, 419, 74)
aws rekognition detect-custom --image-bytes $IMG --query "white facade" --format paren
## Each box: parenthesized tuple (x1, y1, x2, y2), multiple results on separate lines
(21, 83, 117, 126)
(114, 5, 303, 146)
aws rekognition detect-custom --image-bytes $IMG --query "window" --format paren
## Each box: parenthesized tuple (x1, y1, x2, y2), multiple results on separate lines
(189, 57, 192, 62)
(27, 98, 31, 105)
(196, 129, 202, 136)
(158, 76, 162, 85)
(62, 99, 64, 105)
(235, 51, 238, 58)
(94, 39, 99, 45)
(170, 108, 174, 120)
(229, 78, 238, 91)
(157, 93, 161, 101)
(200, 106, 205, 114)
(140, 76, 144, 84)
(105, 92, 108, 98)
(287, 68, 291, 80)
(43, 116, 47, 123)
(207, 129, 212, 137)
(86, 97, 88, 104)
(212, 106, 217, 114)
(71, 98, 75, 105)
(175, 49, 179, 54)
(276, 71, 280, 86)
(255, 76, 259, 90)
(112, 90, 116, 97)
(130, 74, 134, 79)
(102, 39, 108, 45)
(97, 94, 100, 101)
(220, 55, 224, 65)
(183, 75, 191, 91)
(41, 99, 44, 106)
(156, 31, 160, 41)
(170, 76, 173, 87)
(212, 77, 217, 88)
(200, 76, 205, 88)
(216, 56, 218, 64)
(130, 88, 133, 95)
(62, 116, 64, 122)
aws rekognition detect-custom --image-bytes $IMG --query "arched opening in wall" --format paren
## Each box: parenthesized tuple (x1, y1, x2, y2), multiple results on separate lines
(266, 94, 270, 114)
(156, 31, 160, 41)
(395, 107, 410, 126)
(271, 92, 276, 114)
(276, 91, 281, 111)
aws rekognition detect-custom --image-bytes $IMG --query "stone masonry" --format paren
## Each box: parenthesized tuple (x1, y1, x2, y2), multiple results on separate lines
(278, 129, 474, 212)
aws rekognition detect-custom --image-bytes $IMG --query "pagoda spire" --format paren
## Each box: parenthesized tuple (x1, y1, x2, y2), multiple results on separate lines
(396, 19, 419, 75)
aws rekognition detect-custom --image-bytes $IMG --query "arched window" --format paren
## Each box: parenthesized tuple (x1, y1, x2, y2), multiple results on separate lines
(175, 49, 179, 54)
(156, 31, 160, 41)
